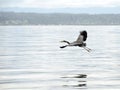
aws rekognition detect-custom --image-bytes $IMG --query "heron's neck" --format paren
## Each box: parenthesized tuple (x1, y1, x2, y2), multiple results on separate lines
(63, 40, 70, 44)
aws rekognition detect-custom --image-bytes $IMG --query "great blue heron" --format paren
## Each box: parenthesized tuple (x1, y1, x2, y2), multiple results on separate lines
(60, 30, 91, 52)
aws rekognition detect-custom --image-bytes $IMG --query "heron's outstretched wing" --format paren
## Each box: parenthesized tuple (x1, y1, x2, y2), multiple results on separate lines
(76, 31, 87, 43)
(81, 31, 87, 41)
(76, 33, 84, 44)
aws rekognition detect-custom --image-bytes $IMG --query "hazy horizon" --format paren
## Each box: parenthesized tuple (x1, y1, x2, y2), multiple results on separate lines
(0, 0, 120, 14)
(0, 7, 120, 14)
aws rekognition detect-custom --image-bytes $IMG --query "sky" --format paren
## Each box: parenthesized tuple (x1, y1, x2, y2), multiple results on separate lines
(0, 0, 120, 13)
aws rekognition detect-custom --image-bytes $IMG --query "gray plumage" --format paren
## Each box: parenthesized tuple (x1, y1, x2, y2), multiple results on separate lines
(60, 30, 91, 52)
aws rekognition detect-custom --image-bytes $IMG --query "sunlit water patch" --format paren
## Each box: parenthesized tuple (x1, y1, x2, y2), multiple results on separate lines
(0, 25, 120, 90)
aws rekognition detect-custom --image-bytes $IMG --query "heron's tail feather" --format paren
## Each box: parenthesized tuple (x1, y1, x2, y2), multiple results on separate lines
(60, 45, 67, 48)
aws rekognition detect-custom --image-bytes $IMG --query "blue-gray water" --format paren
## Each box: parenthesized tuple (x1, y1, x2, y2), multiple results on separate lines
(0, 26, 120, 90)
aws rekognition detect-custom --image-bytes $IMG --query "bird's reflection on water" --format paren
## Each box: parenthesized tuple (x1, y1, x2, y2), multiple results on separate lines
(61, 74, 87, 89)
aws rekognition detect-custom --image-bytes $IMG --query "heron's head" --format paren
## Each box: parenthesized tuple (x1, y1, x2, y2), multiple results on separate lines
(60, 40, 66, 42)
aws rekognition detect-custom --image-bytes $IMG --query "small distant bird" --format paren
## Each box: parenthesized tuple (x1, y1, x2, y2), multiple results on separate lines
(60, 30, 91, 52)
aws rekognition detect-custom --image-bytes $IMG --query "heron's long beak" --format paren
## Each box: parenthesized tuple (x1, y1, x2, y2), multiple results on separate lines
(60, 40, 65, 42)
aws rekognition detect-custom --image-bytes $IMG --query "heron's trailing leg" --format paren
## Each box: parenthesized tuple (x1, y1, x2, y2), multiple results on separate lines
(86, 47, 92, 51)
(83, 47, 91, 52)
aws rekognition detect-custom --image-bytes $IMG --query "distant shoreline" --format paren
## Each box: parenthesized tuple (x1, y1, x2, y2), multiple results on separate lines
(0, 12, 120, 25)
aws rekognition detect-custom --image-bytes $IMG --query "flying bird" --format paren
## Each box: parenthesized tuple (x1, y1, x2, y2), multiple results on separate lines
(60, 30, 91, 52)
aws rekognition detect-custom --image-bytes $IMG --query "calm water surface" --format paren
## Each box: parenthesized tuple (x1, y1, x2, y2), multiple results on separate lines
(0, 25, 120, 90)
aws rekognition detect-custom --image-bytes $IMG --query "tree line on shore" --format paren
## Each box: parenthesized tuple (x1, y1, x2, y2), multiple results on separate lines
(0, 12, 120, 25)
